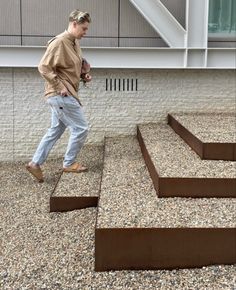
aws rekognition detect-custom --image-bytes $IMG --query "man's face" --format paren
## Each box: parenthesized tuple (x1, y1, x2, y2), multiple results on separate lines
(74, 21, 89, 39)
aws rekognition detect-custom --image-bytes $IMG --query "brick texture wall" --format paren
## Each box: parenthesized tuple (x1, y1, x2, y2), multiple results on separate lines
(0, 68, 235, 161)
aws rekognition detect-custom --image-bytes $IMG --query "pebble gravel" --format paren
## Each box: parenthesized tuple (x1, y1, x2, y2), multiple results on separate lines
(97, 137, 236, 228)
(138, 123, 236, 178)
(171, 112, 235, 143)
(1, 143, 236, 289)
(53, 145, 104, 197)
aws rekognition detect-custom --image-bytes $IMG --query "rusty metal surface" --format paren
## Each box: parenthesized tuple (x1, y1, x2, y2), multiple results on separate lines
(95, 228, 236, 271)
(204, 143, 235, 161)
(168, 114, 236, 161)
(159, 177, 236, 198)
(137, 124, 236, 197)
(137, 127, 160, 193)
(50, 196, 98, 212)
(168, 114, 203, 158)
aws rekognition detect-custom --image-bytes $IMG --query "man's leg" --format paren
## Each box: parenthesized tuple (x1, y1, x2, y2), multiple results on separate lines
(31, 108, 66, 166)
(28, 95, 89, 175)
(60, 96, 89, 168)
(26, 102, 66, 182)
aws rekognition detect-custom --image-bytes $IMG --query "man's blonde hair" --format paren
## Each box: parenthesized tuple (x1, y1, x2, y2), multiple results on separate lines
(69, 9, 91, 24)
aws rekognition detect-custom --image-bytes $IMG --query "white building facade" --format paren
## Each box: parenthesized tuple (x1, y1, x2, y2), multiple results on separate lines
(0, 0, 235, 161)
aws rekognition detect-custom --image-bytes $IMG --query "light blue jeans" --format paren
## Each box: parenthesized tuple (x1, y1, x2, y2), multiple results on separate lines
(32, 95, 89, 167)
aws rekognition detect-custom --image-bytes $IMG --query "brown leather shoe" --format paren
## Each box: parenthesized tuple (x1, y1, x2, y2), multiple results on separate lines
(26, 165, 44, 183)
(63, 162, 88, 173)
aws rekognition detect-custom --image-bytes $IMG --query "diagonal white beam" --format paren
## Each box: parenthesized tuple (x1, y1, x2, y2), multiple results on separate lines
(129, 0, 186, 47)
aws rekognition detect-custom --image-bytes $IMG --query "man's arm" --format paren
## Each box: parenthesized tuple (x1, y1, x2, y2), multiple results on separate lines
(38, 43, 69, 96)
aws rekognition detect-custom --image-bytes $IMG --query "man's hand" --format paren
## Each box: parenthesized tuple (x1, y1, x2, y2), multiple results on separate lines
(81, 58, 90, 74)
(81, 58, 92, 84)
(83, 73, 92, 82)
(60, 86, 69, 96)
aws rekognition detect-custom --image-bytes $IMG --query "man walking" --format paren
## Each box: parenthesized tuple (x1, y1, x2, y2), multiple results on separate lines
(26, 9, 91, 182)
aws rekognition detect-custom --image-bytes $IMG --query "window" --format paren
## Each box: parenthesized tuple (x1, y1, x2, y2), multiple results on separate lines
(208, 0, 236, 37)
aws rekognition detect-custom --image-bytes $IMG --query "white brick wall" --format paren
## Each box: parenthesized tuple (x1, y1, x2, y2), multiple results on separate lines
(0, 68, 235, 161)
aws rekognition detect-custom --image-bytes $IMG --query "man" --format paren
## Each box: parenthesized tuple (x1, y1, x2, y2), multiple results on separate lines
(26, 9, 91, 183)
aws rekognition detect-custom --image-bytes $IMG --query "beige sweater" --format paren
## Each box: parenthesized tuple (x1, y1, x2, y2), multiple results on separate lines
(38, 30, 82, 100)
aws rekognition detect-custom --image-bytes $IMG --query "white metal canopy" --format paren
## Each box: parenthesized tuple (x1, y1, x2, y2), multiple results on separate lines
(0, 46, 235, 69)
(0, 0, 235, 69)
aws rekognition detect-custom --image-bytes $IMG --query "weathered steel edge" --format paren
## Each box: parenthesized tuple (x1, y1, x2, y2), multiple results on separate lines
(50, 196, 98, 212)
(49, 144, 105, 212)
(168, 114, 236, 161)
(137, 125, 236, 197)
(95, 227, 236, 271)
(158, 177, 236, 197)
(167, 114, 203, 158)
(137, 126, 160, 193)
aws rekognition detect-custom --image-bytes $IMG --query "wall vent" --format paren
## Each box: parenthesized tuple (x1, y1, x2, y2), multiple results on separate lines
(105, 78, 138, 91)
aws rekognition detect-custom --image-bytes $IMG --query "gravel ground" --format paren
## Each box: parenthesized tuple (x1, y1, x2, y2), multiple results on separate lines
(171, 112, 235, 143)
(138, 124, 236, 178)
(97, 137, 236, 228)
(53, 145, 104, 197)
(1, 145, 236, 289)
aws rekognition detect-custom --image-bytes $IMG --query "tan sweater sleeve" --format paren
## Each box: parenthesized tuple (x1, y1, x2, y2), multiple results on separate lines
(38, 42, 65, 92)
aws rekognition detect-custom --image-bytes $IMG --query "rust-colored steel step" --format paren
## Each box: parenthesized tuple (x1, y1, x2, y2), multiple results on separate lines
(137, 124, 236, 198)
(168, 113, 236, 161)
(95, 228, 236, 271)
(96, 136, 236, 271)
(50, 196, 98, 212)
(50, 145, 104, 212)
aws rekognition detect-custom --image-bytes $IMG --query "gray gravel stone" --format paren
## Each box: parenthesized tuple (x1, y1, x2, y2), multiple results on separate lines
(171, 112, 235, 143)
(53, 145, 104, 197)
(138, 123, 236, 178)
(97, 137, 236, 228)
(1, 144, 236, 289)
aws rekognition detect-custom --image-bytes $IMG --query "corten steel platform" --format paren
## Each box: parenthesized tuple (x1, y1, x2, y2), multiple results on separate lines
(50, 196, 98, 212)
(95, 228, 236, 271)
(49, 171, 98, 212)
(95, 137, 236, 271)
(168, 114, 236, 161)
(137, 127, 236, 198)
(49, 145, 104, 212)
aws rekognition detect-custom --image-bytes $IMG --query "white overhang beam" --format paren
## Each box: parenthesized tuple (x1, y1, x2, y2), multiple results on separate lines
(0, 46, 185, 68)
(0, 46, 235, 69)
(129, 0, 186, 47)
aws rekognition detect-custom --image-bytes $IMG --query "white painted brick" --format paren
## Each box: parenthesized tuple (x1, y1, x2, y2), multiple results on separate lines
(0, 68, 14, 161)
(0, 68, 235, 161)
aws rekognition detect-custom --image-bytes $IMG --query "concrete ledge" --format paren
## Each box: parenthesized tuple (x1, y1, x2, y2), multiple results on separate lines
(95, 228, 236, 271)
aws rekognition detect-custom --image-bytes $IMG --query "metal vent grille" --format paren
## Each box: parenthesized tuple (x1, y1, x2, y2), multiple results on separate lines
(105, 78, 138, 91)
